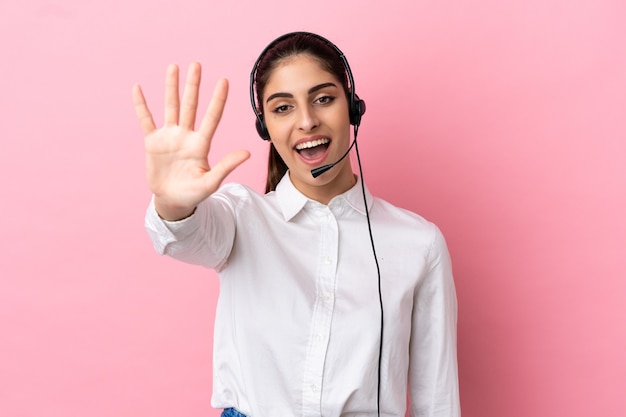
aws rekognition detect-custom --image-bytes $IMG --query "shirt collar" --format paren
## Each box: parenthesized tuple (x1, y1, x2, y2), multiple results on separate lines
(275, 171, 374, 221)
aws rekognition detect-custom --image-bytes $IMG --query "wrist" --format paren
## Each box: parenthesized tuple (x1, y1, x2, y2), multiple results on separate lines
(154, 200, 197, 222)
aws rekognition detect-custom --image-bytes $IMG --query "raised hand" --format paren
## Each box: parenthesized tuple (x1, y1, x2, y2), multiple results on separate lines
(133, 62, 250, 221)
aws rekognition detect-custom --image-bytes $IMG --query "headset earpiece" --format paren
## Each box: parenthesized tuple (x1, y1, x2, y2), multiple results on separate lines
(255, 115, 270, 141)
(350, 94, 366, 127)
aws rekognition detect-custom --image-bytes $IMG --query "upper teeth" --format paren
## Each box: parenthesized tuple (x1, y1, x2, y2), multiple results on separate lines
(295, 138, 330, 150)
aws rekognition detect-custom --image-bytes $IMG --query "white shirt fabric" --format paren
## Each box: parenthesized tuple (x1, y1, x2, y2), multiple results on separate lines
(145, 173, 460, 417)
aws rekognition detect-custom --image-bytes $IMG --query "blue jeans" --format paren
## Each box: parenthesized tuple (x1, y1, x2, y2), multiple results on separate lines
(221, 408, 247, 417)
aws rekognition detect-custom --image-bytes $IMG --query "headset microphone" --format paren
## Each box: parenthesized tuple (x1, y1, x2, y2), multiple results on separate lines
(310, 138, 357, 178)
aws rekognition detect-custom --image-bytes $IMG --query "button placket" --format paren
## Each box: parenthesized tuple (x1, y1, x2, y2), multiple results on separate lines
(301, 208, 339, 416)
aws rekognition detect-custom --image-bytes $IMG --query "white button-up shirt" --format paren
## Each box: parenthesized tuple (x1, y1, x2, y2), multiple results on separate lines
(145, 174, 460, 417)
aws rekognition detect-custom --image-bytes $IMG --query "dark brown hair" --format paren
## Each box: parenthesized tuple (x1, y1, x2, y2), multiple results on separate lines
(253, 33, 351, 193)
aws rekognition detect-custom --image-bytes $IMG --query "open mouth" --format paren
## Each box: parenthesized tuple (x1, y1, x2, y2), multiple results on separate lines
(295, 137, 330, 160)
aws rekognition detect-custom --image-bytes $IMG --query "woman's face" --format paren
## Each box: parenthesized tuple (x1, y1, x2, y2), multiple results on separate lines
(263, 54, 355, 203)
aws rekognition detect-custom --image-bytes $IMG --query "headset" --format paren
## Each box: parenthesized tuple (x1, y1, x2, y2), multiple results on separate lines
(249, 31, 366, 141)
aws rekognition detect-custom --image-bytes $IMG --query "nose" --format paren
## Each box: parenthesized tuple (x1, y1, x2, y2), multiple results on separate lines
(296, 104, 319, 132)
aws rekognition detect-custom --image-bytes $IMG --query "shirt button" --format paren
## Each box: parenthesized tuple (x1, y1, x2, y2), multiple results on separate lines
(325, 257, 332, 264)
(322, 293, 331, 302)
(311, 384, 318, 392)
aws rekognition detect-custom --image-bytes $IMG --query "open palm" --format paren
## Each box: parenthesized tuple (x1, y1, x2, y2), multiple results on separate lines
(133, 62, 250, 220)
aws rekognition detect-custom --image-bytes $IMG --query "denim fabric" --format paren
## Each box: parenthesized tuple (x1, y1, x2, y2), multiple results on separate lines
(221, 408, 247, 417)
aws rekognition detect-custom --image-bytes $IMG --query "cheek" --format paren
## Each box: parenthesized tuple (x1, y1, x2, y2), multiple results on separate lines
(269, 135, 291, 157)
(268, 128, 293, 158)
(266, 117, 290, 142)
(334, 114, 352, 137)
(271, 142, 296, 171)
(333, 105, 351, 131)
(271, 141, 291, 158)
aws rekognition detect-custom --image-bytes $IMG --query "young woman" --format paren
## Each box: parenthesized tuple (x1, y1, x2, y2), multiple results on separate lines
(133, 32, 460, 417)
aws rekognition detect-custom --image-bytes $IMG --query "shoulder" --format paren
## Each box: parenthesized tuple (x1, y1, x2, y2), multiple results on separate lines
(212, 182, 264, 205)
(211, 182, 279, 215)
(370, 195, 449, 252)
(371, 196, 437, 232)
(214, 182, 256, 199)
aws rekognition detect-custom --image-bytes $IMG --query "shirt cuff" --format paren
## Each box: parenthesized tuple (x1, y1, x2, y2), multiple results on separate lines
(144, 197, 199, 255)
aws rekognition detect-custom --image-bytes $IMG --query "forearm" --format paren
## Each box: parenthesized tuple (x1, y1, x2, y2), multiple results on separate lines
(409, 227, 461, 417)
(145, 194, 235, 270)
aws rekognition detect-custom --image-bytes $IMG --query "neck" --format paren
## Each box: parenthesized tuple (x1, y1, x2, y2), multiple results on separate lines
(291, 161, 357, 205)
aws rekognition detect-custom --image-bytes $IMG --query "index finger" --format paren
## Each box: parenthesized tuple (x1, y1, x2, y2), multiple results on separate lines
(198, 78, 229, 141)
(132, 83, 156, 134)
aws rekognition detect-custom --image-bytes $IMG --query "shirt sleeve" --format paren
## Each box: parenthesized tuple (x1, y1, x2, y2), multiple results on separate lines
(408, 225, 461, 417)
(144, 191, 238, 271)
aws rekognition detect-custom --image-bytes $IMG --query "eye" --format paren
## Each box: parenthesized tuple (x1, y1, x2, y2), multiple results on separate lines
(271, 104, 291, 114)
(315, 95, 335, 105)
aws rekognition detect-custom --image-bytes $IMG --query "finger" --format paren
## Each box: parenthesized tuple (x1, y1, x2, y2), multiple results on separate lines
(180, 62, 202, 130)
(198, 78, 229, 142)
(207, 149, 251, 186)
(132, 84, 156, 134)
(164, 64, 180, 126)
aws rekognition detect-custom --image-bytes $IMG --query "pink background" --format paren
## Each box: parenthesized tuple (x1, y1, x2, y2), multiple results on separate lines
(1, 0, 624, 416)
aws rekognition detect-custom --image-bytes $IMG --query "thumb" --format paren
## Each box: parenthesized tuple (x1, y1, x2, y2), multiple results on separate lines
(207, 149, 251, 186)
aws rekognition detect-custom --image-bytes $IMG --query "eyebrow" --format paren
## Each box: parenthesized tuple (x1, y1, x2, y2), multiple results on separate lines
(265, 82, 338, 104)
